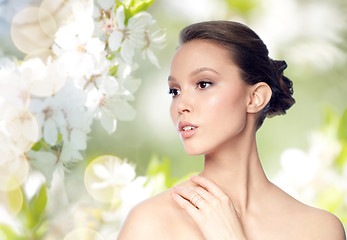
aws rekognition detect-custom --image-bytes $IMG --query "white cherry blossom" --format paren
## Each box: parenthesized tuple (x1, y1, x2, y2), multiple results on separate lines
(20, 57, 67, 97)
(91, 159, 136, 190)
(53, 11, 106, 79)
(274, 127, 345, 205)
(85, 58, 138, 134)
(29, 97, 65, 146)
(29, 80, 92, 167)
(0, 0, 166, 237)
(73, 54, 110, 91)
(141, 29, 166, 68)
(0, 65, 30, 109)
(1, 105, 39, 152)
(85, 155, 138, 203)
(108, 5, 153, 64)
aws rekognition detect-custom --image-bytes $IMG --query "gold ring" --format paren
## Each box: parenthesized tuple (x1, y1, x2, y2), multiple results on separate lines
(190, 193, 200, 204)
(193, 196, 204, 208)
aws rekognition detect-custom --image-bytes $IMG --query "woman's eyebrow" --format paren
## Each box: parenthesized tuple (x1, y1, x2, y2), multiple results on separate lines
(190, 67, 220, 76)
(168, 67, 219, 82)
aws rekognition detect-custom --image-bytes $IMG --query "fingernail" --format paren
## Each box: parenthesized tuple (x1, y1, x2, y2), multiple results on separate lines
(190, 175, 197, 179)
(170, 192, 179, 200)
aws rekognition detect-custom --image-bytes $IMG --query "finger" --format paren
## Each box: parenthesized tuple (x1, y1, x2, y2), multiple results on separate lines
(190, 175, 226, 199)
(193, 186, 213, 202)
(173, 186, 213, 201)
(171, 187, 210, 210)
(170, 191, 201, 218)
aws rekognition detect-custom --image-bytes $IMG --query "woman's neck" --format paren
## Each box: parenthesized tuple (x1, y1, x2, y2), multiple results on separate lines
(200, 130, 270, 216)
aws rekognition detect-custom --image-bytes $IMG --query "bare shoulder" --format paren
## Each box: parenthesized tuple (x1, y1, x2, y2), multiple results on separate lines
(301, 205, 346, 240)
(272, 185, 346, 239)
(117, 189, 174, 240)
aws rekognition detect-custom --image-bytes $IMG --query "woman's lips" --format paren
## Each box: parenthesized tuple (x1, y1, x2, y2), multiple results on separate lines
(178, 121, 199, 139)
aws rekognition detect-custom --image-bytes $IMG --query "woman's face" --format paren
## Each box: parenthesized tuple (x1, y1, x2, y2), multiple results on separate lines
(168, 40, 250, 155)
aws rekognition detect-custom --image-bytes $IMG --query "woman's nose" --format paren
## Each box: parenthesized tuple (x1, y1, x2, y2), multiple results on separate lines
(176, 92, 193, 114)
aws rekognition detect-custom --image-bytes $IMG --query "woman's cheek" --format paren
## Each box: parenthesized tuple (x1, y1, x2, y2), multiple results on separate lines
(206, 92, 247, 131)
(170, 100, 178, 123)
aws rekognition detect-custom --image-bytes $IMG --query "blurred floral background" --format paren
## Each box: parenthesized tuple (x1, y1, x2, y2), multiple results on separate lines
(0, 0, 346, 239)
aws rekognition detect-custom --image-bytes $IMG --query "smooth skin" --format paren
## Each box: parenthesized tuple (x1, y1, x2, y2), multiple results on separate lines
(117, 40, 346, 240)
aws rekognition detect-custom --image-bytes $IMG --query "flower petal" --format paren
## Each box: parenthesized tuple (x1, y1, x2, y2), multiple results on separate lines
(97, 0, 114, 10)
(27, 150, 57, 187)
(111, 101, 136, 121)
(85, 38, 105, 55)
(70, 129, 87, 150)
(93, 163, 111, 179)
(108, 31, 123, 52)
(100, 110, 117, 134)
(144, 48, 160, 68)
(128, 12, 153, 30)
(115, 5, 125, 29)
(43, 119, 58, 145)
(120, 40, 135, 64)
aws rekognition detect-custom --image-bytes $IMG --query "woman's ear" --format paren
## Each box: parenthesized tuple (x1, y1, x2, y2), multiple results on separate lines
(247, 82, 272, 113)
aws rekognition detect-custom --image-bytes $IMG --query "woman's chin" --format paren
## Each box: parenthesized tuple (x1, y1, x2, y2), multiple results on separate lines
(183, 146, 205, 156)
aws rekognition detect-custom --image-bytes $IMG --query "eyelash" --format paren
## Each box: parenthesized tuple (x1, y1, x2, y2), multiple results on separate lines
(196, 81, 212, 89)
(168, 88, 180, 97)
(168, 81, 213, 97)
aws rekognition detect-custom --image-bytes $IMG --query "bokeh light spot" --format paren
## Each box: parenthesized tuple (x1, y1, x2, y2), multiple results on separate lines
(0, 149, 30, 191)
(40, 0, 81, 29)
(10, 7, 57, 54)
(5, 107, 40, 152)
(24, 48, 54, 62)
(85, 155, 133, 204)
(0, 184, 23, 216)
(64, 227, 104, 240)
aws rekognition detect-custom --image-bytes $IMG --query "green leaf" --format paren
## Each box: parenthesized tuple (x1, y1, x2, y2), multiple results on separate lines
(0, 224, 24, 240)
(31, 141, 42, 151)
(146, 155, 169, 177)
(120, 0, 155, 25)
(336, 109, 347, 171)
(224, 0, 259, 16)
(31, 185, 47, 218)
(30, 138, 51, 152)
(27, 185, 47, 230)
(123, 7, 132, 25)
(338, 109, 347, 142)
(336, 142, 347, 171)
(57, 133, 63, 144)
(317, 187, 344, 213)
(122, 0, 132, 7)
(33, 219, 48, 240)
(109, 65, 119, 76)
(106, 52, 116, 61)
(146, 155, 177, 188)
(323, 107, 339, 126)
(129, 0, 155, 15)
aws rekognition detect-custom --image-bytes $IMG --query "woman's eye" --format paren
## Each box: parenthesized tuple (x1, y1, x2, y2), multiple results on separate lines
(168, 88, 180, 97)
(197, 81, 212, 89)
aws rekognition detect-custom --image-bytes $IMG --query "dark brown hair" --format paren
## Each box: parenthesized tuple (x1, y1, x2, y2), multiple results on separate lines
(179, 21, 295, 129)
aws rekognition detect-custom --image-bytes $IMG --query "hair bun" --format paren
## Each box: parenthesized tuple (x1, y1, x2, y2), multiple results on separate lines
(267, 59, 295, 117)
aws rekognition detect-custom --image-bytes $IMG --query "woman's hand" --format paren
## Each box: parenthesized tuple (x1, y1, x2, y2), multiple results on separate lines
(170, 175, 247, 240)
